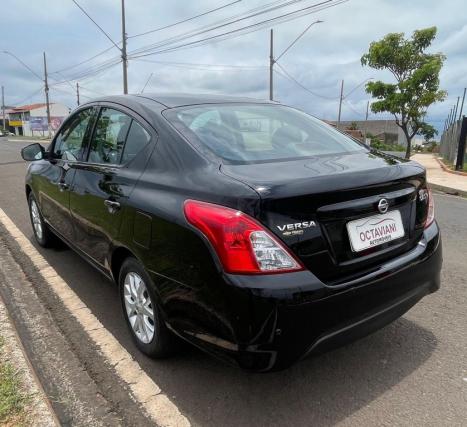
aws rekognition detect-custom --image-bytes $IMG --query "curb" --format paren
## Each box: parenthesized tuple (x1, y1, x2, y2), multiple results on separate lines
(0, 294, 59, 426)
(429, 183, 467, 198)
(0, 210, 190, 426)
(0, 233, 125, 426)
(434, 157, 467, 176)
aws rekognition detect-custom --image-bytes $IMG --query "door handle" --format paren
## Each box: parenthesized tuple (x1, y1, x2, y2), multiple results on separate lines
(104, 199, 121, 213)
(58, 182, 69, 191)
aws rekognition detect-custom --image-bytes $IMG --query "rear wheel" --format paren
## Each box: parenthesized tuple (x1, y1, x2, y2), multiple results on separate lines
(119, 257, 177, 358)
(28, 193, 55, 247)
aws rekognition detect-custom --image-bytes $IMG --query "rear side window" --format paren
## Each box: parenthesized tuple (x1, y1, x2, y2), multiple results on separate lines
(164, 104, 366, 164)
(88, 108, 131, 164)
(53, 108, 94, 161)
(121, 121, 151, 164)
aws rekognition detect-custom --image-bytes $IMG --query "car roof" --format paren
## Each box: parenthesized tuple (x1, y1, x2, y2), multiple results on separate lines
(91, 93, 277, 109)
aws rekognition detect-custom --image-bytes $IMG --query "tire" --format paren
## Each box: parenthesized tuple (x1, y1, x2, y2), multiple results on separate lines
(119, 257, 177, 358)
(28, 193, 55, 247)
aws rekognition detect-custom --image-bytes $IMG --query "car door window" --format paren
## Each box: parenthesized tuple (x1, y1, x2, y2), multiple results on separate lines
(120, 120, 151, 164)
(53, 108, 94, 161)
(88, 108, 132, 165)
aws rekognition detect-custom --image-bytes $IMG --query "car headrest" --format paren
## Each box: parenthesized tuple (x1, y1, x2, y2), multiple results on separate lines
(272, 125, 303, 148)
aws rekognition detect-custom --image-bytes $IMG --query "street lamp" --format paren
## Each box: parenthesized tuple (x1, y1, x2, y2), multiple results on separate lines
(2, 51, 43, 81)
(269, 20, 323, 101)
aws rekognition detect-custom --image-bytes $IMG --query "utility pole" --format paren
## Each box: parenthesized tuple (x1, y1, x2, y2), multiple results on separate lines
(447, 108, 453, 128)
(363, 100, 369, 143)
(43, 52, 51, 137)
(76, 82, 80, 106)
(121, 0, 128, 94)
(269, 29, 274, 101)
(458, 87, 466, 120)
(268, 20, 322, 102)
(454, 96, 460, 123)
(337, 79, 344, 129)
(1, 86, 5, 131)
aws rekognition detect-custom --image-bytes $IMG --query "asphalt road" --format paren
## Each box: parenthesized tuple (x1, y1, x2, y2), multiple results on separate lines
(1, 138, 466, 426)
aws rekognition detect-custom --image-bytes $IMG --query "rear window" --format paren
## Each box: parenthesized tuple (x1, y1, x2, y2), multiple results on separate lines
(164, 104, 366, 164)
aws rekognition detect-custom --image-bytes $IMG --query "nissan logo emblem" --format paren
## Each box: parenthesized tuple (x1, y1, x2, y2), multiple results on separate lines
(378, 198, 389, 214)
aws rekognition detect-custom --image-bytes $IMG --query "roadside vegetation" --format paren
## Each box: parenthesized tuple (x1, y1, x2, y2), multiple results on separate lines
(439, 158, 467, 172)
(370, 140, 405, 152)
(361, 27, 446, 159)
(0, 336, 31, 426)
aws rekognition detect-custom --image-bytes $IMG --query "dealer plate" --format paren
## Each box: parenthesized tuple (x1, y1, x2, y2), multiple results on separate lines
(346, 210, 405, 252)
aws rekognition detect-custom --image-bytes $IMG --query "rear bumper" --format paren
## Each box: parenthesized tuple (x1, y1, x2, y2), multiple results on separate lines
(210, 221, 442, 371)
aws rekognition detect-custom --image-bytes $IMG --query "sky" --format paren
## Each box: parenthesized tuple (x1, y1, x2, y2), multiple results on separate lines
(1, 0, 466, 137)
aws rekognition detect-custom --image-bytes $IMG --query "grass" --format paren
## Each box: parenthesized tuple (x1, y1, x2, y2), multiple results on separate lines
(439, 157, 467, 172)
(0, 336, 30, 426)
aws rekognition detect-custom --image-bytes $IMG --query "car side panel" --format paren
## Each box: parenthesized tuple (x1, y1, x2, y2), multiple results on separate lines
(27, 159, 76, 242)
(113, 127, 261, 347)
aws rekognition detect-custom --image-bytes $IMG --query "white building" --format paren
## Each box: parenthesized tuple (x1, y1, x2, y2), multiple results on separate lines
(6, 103, 70, 136)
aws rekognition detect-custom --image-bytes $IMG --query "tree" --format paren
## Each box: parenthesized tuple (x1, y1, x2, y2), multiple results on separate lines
(420, 122, 437, 142)
(361, 27, 446, 159)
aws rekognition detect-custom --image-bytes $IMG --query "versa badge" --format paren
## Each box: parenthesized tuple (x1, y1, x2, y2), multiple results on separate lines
(277, 221, 316, 236)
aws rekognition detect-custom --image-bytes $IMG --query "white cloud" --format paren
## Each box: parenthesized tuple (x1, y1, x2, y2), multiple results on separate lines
(1, 0, 464, 133)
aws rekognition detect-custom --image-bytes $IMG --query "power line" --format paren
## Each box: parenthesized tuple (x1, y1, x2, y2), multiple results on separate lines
(2, 51, 43, 81)
(51, 0, 274, 80)
(343, 77, 373, 99)
(52, 1, 342, 85)
(133, 58, 267, 71)
(51, 85, 92, 99)
(11, 87, 45, 106)
(78, 85, 107, 96)
(129, 0, 242, 39)
(51, 58, 122, 84)
(71, 0, 121, 51)
(130, 0, 347, 58)
(275, 62, 338, 100)
(50, 44, 118, 75)
(128, 0, 314, 58)
(343, 99, 365, 117)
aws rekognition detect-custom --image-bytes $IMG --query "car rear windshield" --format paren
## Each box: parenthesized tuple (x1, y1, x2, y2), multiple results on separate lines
(163, 104, 367, 164)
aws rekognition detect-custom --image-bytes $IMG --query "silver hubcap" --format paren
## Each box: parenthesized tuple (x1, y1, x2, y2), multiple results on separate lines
(123, 272, 155, 344)
(30, 200, 43, 240)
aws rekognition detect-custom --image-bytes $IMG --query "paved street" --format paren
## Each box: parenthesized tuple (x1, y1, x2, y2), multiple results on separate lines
(0, 139, 466, 426)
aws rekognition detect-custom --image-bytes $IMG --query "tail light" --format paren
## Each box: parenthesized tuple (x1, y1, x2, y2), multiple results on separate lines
(424, 188, 435, 228)
(184, 200, 304, 275)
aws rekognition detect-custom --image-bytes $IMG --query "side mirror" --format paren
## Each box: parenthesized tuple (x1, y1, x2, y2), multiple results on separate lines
(21, 143, 46, 161)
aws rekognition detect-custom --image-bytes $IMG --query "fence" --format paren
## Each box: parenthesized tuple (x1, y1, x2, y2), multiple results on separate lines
(440, 116, 467, 170)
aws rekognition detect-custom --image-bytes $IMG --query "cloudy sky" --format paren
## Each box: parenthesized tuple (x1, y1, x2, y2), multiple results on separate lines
(1, 0, 466, 136)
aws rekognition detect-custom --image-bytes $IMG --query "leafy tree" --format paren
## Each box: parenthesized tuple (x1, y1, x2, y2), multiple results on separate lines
(420, 122, 437, 142)
(361, 27, 446, 159)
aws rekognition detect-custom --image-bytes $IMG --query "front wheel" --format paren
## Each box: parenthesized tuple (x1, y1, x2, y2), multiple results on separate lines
(119, 257, 177, 358)
(28, 193, 55, 247)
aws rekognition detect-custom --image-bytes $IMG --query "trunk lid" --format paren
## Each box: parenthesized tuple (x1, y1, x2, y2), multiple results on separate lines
(221, 151, 429, 285)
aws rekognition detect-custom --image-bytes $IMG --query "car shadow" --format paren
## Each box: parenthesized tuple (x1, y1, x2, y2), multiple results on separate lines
(132, 315, 437, 427)
(28, 235, 437, 427)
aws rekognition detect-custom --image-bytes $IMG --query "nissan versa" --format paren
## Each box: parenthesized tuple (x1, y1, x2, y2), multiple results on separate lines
(21, 94, 442, 372)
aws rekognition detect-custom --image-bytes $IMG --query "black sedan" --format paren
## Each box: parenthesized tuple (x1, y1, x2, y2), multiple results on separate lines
(21, 94, 442, 371)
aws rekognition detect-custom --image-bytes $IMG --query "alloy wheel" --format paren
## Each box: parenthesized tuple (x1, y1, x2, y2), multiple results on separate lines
(123, 272, 155, 344)
(30, 200, 43, 240)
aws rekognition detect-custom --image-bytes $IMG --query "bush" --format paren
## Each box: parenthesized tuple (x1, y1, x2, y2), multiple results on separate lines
(370, 140, 405, 152)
